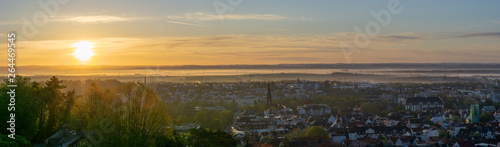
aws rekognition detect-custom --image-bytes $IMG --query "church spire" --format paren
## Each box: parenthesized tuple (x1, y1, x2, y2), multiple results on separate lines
(267, 82, 272, 106)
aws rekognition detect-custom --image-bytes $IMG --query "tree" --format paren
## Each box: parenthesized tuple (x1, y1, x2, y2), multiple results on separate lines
(426, 114, 433, 121)
(472, 132, 479, 137)
(285, 128, 303, 140)
(302, 126, 329, 140)
(360, 102, 376, 113)
(0, 76, 45, 142)
(208, 118, 224, 130)
(188, 128, 237, 147)
(438, 129, 450, 139)
(195, 109, 233, 131)
(0, 134, 31, 147)
(43, 76, 67, 138)
(480, 112, 495, 123)
(451, 115, 462, 123)
(70, 82, 176, 146)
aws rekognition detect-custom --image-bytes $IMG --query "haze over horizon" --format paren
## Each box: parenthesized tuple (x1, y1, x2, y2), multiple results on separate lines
(1, 0, 500, 66)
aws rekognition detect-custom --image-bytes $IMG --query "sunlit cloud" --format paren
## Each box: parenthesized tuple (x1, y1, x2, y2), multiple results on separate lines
(52, 15, 161, 24)
(45, 13, 294, 25)
(167, 12, 288, 21)
(53, 15, 131, 24)
(36, 12, 306, 25)
(455, 32, 500, 38)
(165, 20, 203, 27)
(7, 31, 500, 65)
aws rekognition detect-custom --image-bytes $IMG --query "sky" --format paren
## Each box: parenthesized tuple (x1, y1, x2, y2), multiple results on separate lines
(1, 0, 500, 66)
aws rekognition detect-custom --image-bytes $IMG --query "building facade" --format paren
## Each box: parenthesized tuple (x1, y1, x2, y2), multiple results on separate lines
(404, 97, 444, 111)
(297, 104, 331, 116)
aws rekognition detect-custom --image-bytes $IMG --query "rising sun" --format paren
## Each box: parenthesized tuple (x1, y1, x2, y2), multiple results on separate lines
(72, 41, 95, 61)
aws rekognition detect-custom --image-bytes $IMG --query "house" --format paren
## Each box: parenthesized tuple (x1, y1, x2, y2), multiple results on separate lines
(452, 140, 474, 147)
(328, 128, 348, 143)
(236, 96, 259, 106)
(296, 104, 331, 116)
(481, 106, 496, 112)
(488, 93, 500, 103)
(477, 127, 495, 139)
(404, 97, 444, 111)
(431, 116, 446, 124)
(328, 115, 337, 124)
(495, 111, 500, 121)
(42, 128, 86, 147)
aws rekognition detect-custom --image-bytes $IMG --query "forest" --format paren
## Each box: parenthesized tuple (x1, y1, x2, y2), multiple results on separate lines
(0, 76, 236, 147)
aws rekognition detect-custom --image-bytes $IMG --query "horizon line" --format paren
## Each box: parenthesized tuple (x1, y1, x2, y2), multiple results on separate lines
(6, 62, 500, 67)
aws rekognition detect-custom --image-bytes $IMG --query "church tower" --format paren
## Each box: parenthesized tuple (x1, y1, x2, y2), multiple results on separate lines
(267, 82, 272, 106)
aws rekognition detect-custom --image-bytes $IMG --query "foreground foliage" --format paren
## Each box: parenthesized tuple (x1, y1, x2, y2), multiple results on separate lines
(0, 76, 236, 146)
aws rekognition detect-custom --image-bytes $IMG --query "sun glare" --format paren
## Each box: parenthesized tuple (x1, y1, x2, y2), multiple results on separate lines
(72, 41, 95, 61)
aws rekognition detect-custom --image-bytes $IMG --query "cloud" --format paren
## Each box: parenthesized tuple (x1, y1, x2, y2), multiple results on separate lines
(167, 12, 288, 21)
(30, 12, 307, 25)
(0, 20, 23, 25)
(12, 32, 500, 65)
(165, 20, 203, 27)
(489, 19, 500, 24)
(297, 16, 315, 20)
(455, 32, 500, 38)
(0, 15, 143, 25)
(269, 28, 289, 31)
(257, 56, 321, 62)
(52, 15, 160, 24)
(53, 15, 135, 24)
(375, 32, 433, 41)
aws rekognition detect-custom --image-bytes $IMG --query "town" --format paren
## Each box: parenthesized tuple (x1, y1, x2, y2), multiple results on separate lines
(145, 79, 500, 146)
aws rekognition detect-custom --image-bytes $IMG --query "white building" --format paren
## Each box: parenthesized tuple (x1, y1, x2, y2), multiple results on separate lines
(404, 97, 444, 111)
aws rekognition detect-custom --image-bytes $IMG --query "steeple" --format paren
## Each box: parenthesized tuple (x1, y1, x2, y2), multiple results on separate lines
(267, 82, 272, 106)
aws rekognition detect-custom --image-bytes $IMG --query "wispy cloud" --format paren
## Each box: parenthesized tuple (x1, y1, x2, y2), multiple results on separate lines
(167, 12, 288, 21)
(53, 15, 133, 24)
(52, 15, 161, 24)
(455, 32, 500, 38)
(0, 20, 23, 25)
(376, 32, 433, 40)
(489, 19, 500, 24)
(336, 32, 433, 43)
(269, 28, 290, 31)
(0, 15, 142, 25)
(370, 33, 434, 44)
(11, 32, 500, 65)
(165, 20, 203, 27)
(15, 12, 306, 25)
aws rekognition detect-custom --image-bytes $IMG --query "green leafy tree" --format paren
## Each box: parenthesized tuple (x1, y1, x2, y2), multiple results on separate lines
(426, 114, 433, 121)
(302, 126, 329, 140)
(438, 129, 450, 139)
(285, 128, 303, 140)
(44, 76, 66, 134)
(480, 112, 495, 123)
(195, 110, 233, 131)
(208, 118, 224, 130)
(0, 76, 44, 142)
(451, 115, 462, 123)
(0, 134, 31, 147)
(188, 128, 237, 147)
(360, 102, 376, 113)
